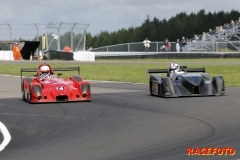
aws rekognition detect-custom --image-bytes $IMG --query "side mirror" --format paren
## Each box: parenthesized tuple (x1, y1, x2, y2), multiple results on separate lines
(58, 73, 62, 76)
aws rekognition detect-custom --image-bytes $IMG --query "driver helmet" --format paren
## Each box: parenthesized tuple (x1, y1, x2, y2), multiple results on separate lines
(40, 65, 50, 76)
(168, 63, 180, 74)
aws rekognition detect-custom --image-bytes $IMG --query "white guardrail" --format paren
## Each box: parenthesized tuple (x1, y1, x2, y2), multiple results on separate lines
(0, 122, 11, 152)
(0, 51, 14, 60)
(0, 51, 95, 61)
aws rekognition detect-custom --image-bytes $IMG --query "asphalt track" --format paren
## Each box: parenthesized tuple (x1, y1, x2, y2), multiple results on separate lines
(0, 75, 240, 159)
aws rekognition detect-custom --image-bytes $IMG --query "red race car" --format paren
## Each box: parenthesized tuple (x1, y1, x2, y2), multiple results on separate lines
(21, 63, 91, 103)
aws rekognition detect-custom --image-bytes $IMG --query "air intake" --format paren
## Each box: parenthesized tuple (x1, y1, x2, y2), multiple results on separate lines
(56, 96, 68, 102)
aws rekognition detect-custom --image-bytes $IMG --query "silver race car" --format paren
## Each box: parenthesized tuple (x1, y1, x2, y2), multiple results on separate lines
(146, 63, 225, 97)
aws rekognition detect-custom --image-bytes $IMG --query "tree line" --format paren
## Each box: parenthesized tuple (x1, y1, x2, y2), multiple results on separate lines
(86, 9, 240, 49)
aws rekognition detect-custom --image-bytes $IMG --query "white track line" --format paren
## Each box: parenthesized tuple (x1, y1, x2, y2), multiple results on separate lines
(0, 122, 11, 152)
(0, 74, 20, 77)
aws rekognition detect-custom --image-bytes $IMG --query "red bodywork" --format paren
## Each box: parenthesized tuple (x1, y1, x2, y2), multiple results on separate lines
(21, 63, 91, 103)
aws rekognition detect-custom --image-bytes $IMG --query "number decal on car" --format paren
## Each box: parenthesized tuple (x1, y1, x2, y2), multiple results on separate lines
(56, 87, 64, 90)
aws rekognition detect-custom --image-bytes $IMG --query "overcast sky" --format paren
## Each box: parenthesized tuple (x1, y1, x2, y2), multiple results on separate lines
(0, 0, 239, 39)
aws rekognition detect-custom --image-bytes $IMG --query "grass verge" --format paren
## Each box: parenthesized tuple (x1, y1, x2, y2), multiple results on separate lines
(0, 59, 239, 87)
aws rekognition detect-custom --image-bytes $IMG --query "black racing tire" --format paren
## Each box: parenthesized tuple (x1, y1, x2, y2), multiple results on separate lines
(29, 90, 32, 102)
(160, 83, 165, 97)
(212, 76, 225, 95)
(28, 84, 32, 102)
(162, 78, 177, 97)
(149, 78, 154, 96)
(22, 82, 26, 101)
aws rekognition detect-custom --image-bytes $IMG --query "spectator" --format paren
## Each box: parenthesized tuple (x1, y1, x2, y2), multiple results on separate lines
(176, 39, 180, 52)
(223, 23, 227, 30)
(226, 23, 230, 30)
(164, 38, 169, 52)
(167, 42, 171, 52)
(12, 43, 21, 60)
(202, 32, 206, 41)
(143, 38, 151, 52)
(210, 29, 215, 35)
(219, 26, 225, 35)
(224, 23, 230, 34)
(237, 17, 240, 28)
(193, 35, 199, 42)
(160, 45, 165, 52)
(207, 29, 212, 37)
(231, 20, 236, 31)
(186, 38, 189, 44)
(181, 36, 186, 52)
(215, 26, 220, 35)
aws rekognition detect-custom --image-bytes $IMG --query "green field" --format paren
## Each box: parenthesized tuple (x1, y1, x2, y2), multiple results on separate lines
(0, 58, 240, 87)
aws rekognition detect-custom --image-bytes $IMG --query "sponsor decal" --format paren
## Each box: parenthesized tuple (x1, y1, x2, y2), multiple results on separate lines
(187, 147, 235, 156)
(56, 87, 64, 90)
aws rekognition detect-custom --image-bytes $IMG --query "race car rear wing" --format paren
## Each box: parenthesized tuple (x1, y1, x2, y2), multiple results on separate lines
(21, 67, 80, 77)
(146, 69, 168, 79)
(20, 67, 80, 87)
(146, 66, 205, 79)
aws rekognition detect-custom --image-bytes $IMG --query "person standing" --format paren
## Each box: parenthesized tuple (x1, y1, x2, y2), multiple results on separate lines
(176, 39, 180, 52)
(202, 32, 207, 41)
(143, 38, 151, 52)
(167, 42, 171, 52)
(164, 38, 169, 52)
(12, 43, 21, 60)
(181, 37, 186, 52)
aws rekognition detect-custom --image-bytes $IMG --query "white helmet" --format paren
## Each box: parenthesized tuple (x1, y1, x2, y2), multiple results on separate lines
(40, 65, 50, 76)
(169, 63, 179, 70)
(168, 63, 179, 74)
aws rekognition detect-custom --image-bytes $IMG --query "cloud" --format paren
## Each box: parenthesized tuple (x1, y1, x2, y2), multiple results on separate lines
(0, 0, 239, 39)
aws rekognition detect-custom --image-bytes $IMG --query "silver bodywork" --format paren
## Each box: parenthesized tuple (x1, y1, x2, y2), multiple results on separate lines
(147, 66, 225, 97)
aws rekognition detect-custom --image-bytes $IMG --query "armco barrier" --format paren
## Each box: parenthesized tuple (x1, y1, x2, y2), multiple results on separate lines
(43, 50, 95, 61)
(0, 51, 14, 60)
(43, 50, 74, 60)
(94, 52, 240, 59)
(73, 51, 95, 61)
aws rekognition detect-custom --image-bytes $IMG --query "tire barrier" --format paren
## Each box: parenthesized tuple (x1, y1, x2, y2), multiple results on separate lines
(43, 50, 74, 60)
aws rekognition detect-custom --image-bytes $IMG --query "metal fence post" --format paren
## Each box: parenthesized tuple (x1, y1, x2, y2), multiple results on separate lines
(213, 41, 214, 52)
(7, 24, 11, 50)
(71, 23, 77, 51)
